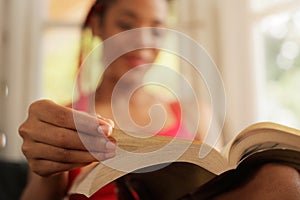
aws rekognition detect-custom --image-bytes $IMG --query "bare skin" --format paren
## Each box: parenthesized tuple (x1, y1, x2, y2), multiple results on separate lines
(213, 163, 300, 200)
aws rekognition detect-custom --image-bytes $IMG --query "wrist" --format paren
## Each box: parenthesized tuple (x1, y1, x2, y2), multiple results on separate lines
(21, 171, 69, 200)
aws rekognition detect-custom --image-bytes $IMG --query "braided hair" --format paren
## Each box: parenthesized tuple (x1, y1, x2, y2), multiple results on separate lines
(75, 1, 114, 107)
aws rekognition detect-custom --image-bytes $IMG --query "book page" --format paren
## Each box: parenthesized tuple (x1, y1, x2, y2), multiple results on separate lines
(69, 129, 228, 197)
(227, 122, 300, 167)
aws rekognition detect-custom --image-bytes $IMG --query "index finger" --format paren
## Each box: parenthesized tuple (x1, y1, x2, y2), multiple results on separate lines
(29, 100, 111, 136)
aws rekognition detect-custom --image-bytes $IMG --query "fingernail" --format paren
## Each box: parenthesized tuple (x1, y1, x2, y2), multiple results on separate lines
(97, 125, 113, 137)
(106, 141, 116, 150)
(107, 126, 113, 136)
(97, 114, 115, 128)
(97, 126, 105, 135)
(106, 119, 115, 128)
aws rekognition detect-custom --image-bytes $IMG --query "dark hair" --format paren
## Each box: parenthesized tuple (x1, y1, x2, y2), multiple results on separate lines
(83, 0, 172, 28)
(83, 0, 117, 28)
(76, 0, 171, 98)
(77, 0, 117, 80)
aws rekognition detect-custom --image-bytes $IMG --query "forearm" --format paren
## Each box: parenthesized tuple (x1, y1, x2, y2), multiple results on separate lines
(21, 171, 68, 200)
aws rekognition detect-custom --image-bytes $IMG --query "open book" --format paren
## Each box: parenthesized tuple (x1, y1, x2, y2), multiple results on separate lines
(68, 122, 300, 199)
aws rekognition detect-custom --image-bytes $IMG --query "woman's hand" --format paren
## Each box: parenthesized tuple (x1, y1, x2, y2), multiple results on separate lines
(19, 100, 116, 177)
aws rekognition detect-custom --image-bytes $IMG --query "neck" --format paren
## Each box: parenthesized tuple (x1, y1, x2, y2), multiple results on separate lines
(95, 73, 144, 104)
(95, 78, 113, 103)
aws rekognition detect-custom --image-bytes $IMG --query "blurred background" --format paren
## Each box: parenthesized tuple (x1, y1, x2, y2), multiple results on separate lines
(0, 0, 300, 162)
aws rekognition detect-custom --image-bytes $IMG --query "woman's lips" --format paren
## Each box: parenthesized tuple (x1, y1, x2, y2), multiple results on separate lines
(125, 55, 149, 67)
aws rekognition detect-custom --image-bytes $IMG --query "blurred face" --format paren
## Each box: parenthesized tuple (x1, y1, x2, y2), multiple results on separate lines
(95, 0, 168, 81)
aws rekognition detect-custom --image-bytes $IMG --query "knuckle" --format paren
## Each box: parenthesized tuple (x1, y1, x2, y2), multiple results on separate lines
(21, 142, 29, 156)
(28, 100, 42, 114)
(18, 123, 29, 138)
(18, 119, 36, 140)
(35, 99, 52, 107)
(21, 141, 35, 159)
(29, 100, 53, 115)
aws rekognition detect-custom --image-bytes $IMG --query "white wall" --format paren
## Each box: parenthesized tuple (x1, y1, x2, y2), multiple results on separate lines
(217, 0, 262, 141)
(0, 0, 6, 150)
(0, 0, 44, 161)
(174, 0, 226, 146)
(174, 0, 264, 143)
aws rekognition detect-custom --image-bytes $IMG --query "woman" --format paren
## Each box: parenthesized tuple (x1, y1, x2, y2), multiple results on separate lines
(20, 0, 205, 199)
(19, 0, 300, 199)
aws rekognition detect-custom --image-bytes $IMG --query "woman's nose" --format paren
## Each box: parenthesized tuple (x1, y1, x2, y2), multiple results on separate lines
(131, 28, 161, 49)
